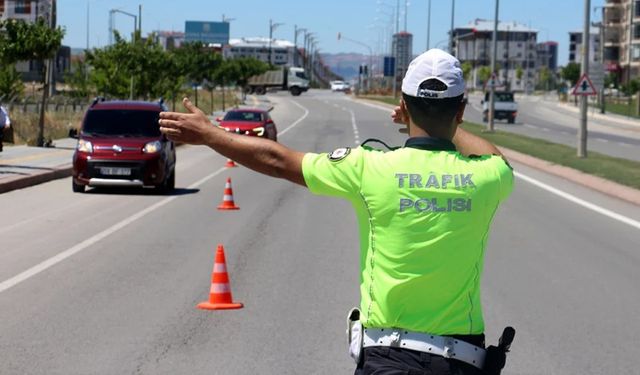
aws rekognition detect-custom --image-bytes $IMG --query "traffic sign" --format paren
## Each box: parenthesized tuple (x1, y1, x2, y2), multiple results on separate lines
(572, 74, 597, 96)
(589, 63, 605, 92)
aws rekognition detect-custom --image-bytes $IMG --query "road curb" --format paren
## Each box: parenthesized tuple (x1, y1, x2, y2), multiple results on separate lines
(0, 164, 72, 194)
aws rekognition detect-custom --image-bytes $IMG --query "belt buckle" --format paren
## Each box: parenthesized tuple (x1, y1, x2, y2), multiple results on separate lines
(389, 331, 401, 347)
(443, 337, 455, 359)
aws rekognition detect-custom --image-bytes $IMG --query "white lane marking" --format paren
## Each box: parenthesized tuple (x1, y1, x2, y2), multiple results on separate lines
(0, 103, 312, 294)
(0, 166, 226, 294)
(279, 100, 309, 136)
(515, 171, 640, 230)
(523, 124, 537, 129)
(346, 109, 360, 145)
(596, 138, 610, 143)
(617, 142, 631, 147)
(541, 128, 550, 132)
(353, 99, 396, 113)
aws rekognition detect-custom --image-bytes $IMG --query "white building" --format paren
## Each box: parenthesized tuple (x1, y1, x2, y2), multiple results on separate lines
(0, 0, 54, 23)
(568, 28, 601, 65)
(223, 37, 295, 66)
(152, 31, 185, 50)
(453, 19, 538, 92)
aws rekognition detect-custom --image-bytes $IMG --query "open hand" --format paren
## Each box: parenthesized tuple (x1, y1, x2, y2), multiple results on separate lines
(159, 98, 212, 145)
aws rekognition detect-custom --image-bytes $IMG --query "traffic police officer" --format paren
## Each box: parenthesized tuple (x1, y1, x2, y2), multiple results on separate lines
(159, 49, 513, 375)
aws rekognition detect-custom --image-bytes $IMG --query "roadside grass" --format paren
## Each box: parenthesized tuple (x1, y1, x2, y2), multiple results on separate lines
(602, 100, 640, 118)
(460, 122, 640, 189)
(360, 95, 640, 190)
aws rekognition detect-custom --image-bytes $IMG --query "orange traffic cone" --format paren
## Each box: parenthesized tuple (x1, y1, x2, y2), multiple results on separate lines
(197, 244, 243, 310)
(225, 159, 237, 168)
(217, 178, 240, 210)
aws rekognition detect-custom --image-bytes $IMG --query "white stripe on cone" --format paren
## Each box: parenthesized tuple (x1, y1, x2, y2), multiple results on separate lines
(213, 263, 227, 273)
(211, 283, 231, 293)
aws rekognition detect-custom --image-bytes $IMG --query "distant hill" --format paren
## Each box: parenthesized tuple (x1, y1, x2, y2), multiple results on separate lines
(321, 52, 384, 81)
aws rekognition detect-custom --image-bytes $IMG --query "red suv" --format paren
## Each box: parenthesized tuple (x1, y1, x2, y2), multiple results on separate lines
(70, 99, 176, 193)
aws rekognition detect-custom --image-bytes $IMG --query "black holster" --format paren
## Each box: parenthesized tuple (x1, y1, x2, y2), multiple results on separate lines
(482, 327, 515, 375)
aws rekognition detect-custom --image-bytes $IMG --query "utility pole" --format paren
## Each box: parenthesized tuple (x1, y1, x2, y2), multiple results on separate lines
(392, 0, 400, 98)
(627, 0, 634, 117)
(449, 0, 456, 54)
(578, 0, 591, 157)
(426, 0, 431, 50)
(268, 19, 284, 66)
(488, 0, 499, 132)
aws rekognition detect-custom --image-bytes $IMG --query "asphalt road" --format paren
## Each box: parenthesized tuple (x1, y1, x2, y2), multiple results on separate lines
(1, 90, 639, 374)
(465, 93, 640, 162)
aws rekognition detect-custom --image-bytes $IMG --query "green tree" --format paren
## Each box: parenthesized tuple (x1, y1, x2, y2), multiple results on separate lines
(171, 42, 223, 106)
(225, 57, 270, 89)
(515, 65, 524, 81)
(560, 62, 581, 86)
(0, 18, 65, 146)
(538, 66, 552, 91)
(86, 32, 175, 100)
(461, 61, 473, 82)
(0, 65, 24, 101)
(477, 66, 492, 86)
(64, 60, 92, 99)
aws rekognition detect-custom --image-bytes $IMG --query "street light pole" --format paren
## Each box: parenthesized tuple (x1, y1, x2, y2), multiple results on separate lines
(449, 0, 456, 54)
(578, 0, 591, 158)
(427, 0, 431, 50)
(392, 0, 400, 98)
(488, 0, 499, 132)
(269, 19, 284, 66)
(294, 25, 307, 67)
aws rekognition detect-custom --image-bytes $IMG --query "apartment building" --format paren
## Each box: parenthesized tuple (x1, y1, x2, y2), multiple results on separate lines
(453, 19, 537, 92)
(0, 0, 69, 84)
(536, 41, 559, 71)
(0, 0, 54, 23)
(568, 28, 601, 64)
(152, 31, 185, 50)
(392, 32, 413, 80)
(603, 0, 640, 81)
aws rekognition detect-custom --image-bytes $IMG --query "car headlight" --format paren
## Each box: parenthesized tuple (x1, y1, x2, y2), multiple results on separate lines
(252, 127, 265, 136)
(77, 139, 93, 153)
(143, 140, 162, 153)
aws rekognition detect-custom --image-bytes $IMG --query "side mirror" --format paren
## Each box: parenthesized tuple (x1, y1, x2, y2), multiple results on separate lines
(215, 117, 222, 122)
(480, 100, 484, 105)
(68, 128, 78, 139)
(265, 119, 274, 124)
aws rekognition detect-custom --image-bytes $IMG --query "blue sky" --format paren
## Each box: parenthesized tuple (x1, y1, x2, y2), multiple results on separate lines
(58, 0, 605, 66)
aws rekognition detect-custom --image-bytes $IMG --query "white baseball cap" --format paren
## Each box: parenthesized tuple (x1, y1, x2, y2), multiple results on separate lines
(401, 48, 465, 99)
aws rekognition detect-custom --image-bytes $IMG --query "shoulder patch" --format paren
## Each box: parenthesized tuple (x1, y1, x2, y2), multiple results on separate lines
(328, 147, 351, 161)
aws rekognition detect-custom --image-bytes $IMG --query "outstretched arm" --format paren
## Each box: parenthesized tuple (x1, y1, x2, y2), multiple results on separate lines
(159, 98, 307, 186)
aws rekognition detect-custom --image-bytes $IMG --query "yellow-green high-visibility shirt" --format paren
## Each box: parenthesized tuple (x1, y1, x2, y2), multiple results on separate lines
(302, 137, 514, 335)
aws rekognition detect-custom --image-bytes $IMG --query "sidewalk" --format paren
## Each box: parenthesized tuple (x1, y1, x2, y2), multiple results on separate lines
(0, 138, 76, 194)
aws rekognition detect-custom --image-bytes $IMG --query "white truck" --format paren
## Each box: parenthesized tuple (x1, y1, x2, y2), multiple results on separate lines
(245, 66, 310, 96)
(481, 91, 518, 124)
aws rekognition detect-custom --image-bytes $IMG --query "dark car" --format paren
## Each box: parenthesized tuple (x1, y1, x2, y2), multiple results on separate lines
(70, 99, 176, 193)
(216, 108, 277, 141)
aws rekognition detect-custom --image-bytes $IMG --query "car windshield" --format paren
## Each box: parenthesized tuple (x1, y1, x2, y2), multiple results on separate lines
(82, 109, 161, 137)
(223, 111, 262, 122)
(295, 71, 308, 80)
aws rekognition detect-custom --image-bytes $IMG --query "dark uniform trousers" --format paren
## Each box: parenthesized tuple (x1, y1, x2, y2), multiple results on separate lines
(354, 334, 485, 375)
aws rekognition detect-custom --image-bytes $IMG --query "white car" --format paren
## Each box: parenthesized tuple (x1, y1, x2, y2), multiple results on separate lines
(330, 80, 350, 92)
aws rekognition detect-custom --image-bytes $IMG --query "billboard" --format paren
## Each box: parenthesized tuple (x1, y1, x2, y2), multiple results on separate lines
(185, 21, 229, 45)
(383, 56, 395, 77)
